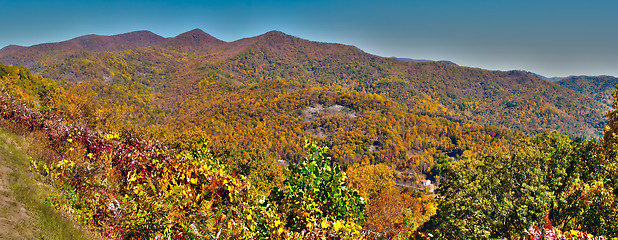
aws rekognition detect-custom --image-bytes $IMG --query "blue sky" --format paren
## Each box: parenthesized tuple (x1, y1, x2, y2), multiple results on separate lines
(1, 0, 617, 77)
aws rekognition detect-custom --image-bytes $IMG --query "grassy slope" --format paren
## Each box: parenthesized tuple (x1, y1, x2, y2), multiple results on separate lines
(0, 128, 95, 240)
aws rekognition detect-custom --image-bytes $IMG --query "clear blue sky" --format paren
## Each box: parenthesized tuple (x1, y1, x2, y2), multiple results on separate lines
(1, 0, 617, 77)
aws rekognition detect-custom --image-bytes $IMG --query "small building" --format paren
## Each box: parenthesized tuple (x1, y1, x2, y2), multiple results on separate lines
(420, 179, 431, 186)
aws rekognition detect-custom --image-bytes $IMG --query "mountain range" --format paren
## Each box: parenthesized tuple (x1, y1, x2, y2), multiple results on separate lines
(0, 29, 615, 169)
(5, 28, 618, 239)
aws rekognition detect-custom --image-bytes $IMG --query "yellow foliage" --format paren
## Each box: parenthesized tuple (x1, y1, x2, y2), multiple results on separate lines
(347, 163, 395, 200)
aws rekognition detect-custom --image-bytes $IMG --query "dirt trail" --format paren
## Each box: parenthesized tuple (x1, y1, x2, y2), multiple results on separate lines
(0, 131, 97, 240)
(0, 154, 36, 239)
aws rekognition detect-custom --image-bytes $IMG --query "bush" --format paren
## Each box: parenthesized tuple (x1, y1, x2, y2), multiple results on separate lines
(258, 141, 366, 239)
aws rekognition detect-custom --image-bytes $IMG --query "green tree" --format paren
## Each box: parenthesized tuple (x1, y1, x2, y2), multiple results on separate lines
(581, 85, 618, 235)
(421, 131, 579, 239)
(262, 141, 366, 238)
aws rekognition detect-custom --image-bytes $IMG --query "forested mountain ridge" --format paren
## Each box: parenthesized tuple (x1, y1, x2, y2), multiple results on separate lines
(0, 31, 166, 72)
(0, 29, 608, 139)
(558, 75, 618, 107)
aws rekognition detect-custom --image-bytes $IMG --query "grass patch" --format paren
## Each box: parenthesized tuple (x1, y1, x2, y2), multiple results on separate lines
(0, 128, 96, 240)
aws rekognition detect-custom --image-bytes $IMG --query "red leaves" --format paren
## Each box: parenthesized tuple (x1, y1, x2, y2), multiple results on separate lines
(523, 214, 558, 240)
(523, 213, 602, 240)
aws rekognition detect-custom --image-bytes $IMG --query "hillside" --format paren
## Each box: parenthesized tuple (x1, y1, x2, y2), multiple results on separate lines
(0, 30, 612, 164)
(0, 63, 417, 238)
(558, 75, 618, 107)
(0, 128, 95, 239)
(0, 60, 515, 177)
(0, 29, 608, 140)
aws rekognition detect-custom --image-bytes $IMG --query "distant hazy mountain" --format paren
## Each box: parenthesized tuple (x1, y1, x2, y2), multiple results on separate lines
(546, 77, 567, 82)
(533, 73, 567, 82)
(532, 73, 566, 82)
(0, 29, 608, 138)
(391, 57, 457, 65)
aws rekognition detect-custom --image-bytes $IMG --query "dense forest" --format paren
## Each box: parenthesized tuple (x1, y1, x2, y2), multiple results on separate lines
(0, 29, 608, 139)
(1, 29, 617, 239)
(558, 75, 618, 107)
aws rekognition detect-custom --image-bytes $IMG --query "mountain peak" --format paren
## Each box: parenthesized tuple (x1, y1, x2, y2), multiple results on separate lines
(256, 30, 299, 41)
(0, 45, 26, 54)
(240, 30, 306, 50)
(182, 28, 208, 36)
(163, 29, 225, 53)
(173, 29, 223, 42)
(262, 30, 289, 37)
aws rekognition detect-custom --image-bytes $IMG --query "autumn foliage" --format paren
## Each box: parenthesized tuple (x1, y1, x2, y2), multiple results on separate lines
(1, 28, 618, 239)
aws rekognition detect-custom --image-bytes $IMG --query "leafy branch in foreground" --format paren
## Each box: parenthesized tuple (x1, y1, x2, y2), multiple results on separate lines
(256, 141, 366, 239)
